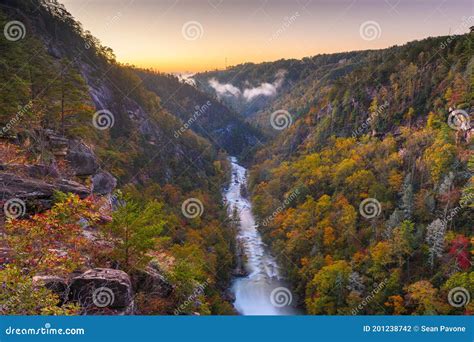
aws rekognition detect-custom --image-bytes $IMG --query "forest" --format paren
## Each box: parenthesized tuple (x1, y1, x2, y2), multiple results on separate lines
(0, 0, 472, 316)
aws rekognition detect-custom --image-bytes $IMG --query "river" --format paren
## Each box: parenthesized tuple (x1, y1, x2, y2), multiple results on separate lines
(224, 157, 298, 315)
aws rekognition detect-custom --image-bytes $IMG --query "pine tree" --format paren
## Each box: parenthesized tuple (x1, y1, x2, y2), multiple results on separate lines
(104, 199, 166, 271)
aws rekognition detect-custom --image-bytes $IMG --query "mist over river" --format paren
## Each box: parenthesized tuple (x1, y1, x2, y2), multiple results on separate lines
(224, 157, 299, 315)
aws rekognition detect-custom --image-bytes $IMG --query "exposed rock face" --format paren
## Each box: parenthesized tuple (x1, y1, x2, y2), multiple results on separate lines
(0, 172, 90, 201)
(66, 140, 100, 177)
(1, 164, 60, 179)
(92, 171, 117, 195)
(45, 130, 69, 157)
(0, 130, 117, 213)
(69, 268, 133, 310)
(131, 264, 173, 298)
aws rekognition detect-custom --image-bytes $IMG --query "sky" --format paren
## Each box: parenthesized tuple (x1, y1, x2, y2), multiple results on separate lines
(61, 0, 474, 73)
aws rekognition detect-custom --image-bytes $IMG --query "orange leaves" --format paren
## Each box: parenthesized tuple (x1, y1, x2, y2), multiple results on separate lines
(5, 194, 99, 275)
(385, 295, 406, 315)
(323, 226, 335, 247)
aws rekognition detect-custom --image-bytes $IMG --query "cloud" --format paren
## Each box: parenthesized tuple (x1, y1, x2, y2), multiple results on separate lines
(243, 82, 278, 101)
(178, 73, 196, 86)
(208, 70, 287, 102)
(242, 69, 286, 102)
(208, 78, 241, 97)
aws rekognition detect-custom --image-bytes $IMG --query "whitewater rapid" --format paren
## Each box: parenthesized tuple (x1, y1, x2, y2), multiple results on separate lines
(224, 157, 298, 315)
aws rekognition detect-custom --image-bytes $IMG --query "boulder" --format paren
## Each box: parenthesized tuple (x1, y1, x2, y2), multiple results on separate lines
(92, 171, 117, 195)
(69, 268, 132, 309)
(131, 264, 173, 298)
(66, 141, 99, 177)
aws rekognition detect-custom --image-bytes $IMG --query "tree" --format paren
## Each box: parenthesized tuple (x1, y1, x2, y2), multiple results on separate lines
(57, 58, 94, 134)
(103, 198, 166, 271)
(385, 209, 404, 239)
(406, 280, 446, 314)
(425, 219, 446, 269)
(448, 235, 471, 270)
(400, 174, 414, 219)
(391, 220, 415, 268)
(5, 193, 98, 275)
(0, 265, 79, 315)
(305, 260, 351, 314)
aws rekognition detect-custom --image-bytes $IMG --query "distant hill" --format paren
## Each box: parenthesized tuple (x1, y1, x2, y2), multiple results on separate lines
(134, 69, 262, 157)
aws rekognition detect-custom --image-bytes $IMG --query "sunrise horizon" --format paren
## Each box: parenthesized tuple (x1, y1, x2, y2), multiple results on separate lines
(60, 0, 473, 73)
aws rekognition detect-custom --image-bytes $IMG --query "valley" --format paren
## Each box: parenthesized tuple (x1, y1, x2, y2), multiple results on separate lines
(0, 0, 472, 317)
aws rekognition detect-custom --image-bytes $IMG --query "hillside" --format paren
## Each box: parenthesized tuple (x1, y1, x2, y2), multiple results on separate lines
(213, 34, 473, 314)
(134, 69, 262, 157)
(0, 0, 237, 315)
(0, 0, 472, 317)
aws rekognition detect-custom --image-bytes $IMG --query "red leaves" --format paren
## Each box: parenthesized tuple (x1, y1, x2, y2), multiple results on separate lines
(448, 235, 471, 270)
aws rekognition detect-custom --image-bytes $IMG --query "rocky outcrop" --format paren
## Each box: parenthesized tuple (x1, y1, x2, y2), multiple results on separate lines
(92, 171, 117, 195)
(66, 140, 100, 177)
(0, 129, 116, 215)
(0, 172, 90, 202)
(69, 268, 133, 310)
(1, 164, 60, 179)
(45, 130, 69, 157)
(131, 264, 173, 298)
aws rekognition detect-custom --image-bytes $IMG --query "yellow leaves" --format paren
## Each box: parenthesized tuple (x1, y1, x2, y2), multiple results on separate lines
(405, 280, 449, 314)
(370, 241, 393, 267)
(388, 169, 403, 191)
(333, 158, 357, 186)
(423, 137, 456, 183)
(311, 194, 329, 211)
(286, 230, 299, 240)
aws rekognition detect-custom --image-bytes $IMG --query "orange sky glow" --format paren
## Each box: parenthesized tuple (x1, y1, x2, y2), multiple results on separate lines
(61, 0, 473, 73)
